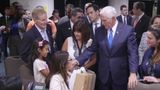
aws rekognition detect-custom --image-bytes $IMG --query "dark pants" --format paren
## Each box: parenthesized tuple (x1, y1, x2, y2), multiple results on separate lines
(95, 72, 127, 90)
(2, 34, 9, 57)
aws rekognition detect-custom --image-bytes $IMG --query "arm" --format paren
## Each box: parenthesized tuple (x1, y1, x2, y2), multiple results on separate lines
(40, 68, 49, 77)
(138, 32, 148, 65)
(61, 38, 68, 51)
(127, 28, 139, 88)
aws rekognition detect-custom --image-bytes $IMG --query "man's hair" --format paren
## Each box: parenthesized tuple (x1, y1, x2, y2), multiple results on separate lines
(71, 7, 83, 16)
(120, 5, 127, 11)
(32, 8, 46, 20)
(100, 6, 117, 18)
(134, 1, 145, 12)
(86, 4, 99, 12)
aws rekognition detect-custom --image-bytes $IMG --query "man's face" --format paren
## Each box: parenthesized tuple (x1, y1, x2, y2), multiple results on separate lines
(100, 15, 114, 29)
(71, 12, 83, 23)
(121, 7, 128, 16)
(132, 4, 139, 16)
(35, 14, 47, 30)
(86, 7, 99, 22)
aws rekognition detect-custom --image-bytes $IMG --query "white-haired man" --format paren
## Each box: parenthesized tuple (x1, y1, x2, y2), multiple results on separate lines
(75, 6, 139, 90)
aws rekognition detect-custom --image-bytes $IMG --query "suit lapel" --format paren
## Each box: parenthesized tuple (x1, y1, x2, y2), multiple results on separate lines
(110, 23, 123, 54)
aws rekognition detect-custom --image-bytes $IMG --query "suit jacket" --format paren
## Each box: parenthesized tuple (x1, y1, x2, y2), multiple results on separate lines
(76, 22, 139, 86)
(132, 14, 150, 45)
(20, 25, 53, 63)
(117, 15, 132, 26)
(56, 20, 72, 50)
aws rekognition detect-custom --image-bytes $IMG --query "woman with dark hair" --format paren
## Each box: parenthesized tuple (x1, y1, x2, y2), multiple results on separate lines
(139, 27, 160, 83)
(46, 51, 75, 90)
(139, 15, 160, 65)
(61, 19, 96, 69)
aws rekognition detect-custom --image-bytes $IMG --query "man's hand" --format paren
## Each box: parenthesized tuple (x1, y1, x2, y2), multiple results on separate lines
(128, 73, 138, 89)
(143, 76, 159, 83)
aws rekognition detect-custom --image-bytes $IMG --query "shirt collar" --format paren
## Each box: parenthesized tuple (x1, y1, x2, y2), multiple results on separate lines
(137, 12, 144, 21)
(111, 20, 118, 35)
(35, 24, 46, 33)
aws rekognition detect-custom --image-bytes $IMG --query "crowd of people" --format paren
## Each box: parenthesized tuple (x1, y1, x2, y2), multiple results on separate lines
(0, 1, 160, 90)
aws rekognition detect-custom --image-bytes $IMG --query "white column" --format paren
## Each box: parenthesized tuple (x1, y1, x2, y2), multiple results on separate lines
(108, 0, 128, 16)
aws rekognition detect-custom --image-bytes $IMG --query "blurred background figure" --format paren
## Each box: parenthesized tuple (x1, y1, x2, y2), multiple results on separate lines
(117, 4, 132, 26)
(58, 4, 74, 25)
(132, 1, 150, 45)
(49, 9, 60, 24)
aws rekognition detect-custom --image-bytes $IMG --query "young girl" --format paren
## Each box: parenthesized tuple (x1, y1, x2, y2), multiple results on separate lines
(29, 39, 50, 83)
(46, 51, 75, 90)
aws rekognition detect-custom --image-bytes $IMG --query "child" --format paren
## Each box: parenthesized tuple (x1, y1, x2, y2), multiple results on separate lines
(29, 39, 50, 83)
(46, 51, 75, 90)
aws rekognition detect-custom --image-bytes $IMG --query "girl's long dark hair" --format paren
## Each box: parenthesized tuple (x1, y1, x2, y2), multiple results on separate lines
(28, 38, 49, 75)
(46, 51, 69, 89)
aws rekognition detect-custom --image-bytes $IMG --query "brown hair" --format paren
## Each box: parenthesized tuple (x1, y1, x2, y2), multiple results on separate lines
(148, 27, 160, 63)
(72, 19, 91, 44)
(46, 51, 69, 88)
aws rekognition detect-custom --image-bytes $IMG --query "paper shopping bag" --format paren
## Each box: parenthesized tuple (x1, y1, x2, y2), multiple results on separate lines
(73, 70, 96, 90)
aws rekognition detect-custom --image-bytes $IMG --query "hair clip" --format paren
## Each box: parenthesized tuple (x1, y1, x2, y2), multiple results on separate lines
(38, 41, 43, 47)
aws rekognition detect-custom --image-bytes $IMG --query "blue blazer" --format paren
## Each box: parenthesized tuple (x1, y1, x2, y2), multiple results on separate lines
(76, 22, 139, 85)
(139, 48, 160, 78)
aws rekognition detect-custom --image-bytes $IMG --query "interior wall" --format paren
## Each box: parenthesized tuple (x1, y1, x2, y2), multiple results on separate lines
(108, 0, 128, 16)
(10, 0, 54, 17)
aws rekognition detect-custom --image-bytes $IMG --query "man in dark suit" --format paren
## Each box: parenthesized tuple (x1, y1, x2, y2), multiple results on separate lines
(56, 7, 83, 50)
(86, 4, 101, 39)
(132, 1, 150, 45)
(75, 6, 139, 90)
(117, 5, 132, 26)
(20, 8, 53, 63)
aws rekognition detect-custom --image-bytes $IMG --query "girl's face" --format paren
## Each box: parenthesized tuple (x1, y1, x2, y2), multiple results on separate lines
(147, 31, 159, 47)
(38, 44, 49, 59)
(74, 31, 82, 41)
(66, 59, 75, 72)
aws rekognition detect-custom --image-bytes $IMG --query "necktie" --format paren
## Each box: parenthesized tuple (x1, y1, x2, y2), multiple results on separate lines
(94, 23, 98, 34)
(108, 29, 113, 48)
(123, 16, 126, 24)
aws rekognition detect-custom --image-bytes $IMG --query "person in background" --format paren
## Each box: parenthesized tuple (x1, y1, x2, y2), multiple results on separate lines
(132, 1, 150, 45)
(85, 4, 101, 38)
(49, 9, 60, 24)
(58, 4, 74, 25)
(138, 15, 160, 65)
(117, 4, 132, 26)
(26, 6, 57, 39)
(46, 51, 75, 90)
(56, 7, 83, 50)
(8, 2, 25, 56)
(0, 6, 11, 58)
(139, 27, 160, 83)
(29, 39, 50, 83)
(61, 19, 96, 70)
(20, 7, 54, 63)
(74, 6, 139, 90)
